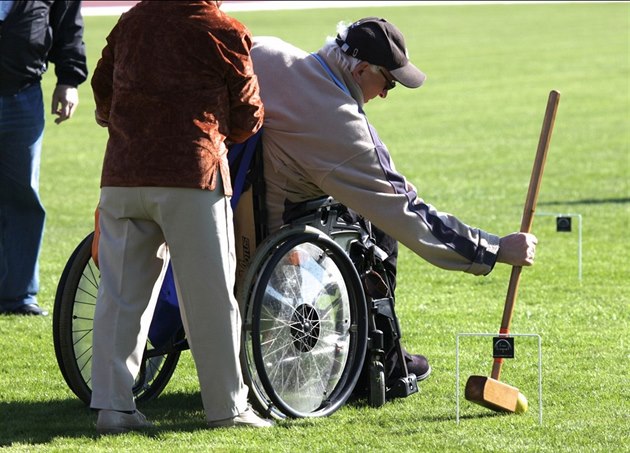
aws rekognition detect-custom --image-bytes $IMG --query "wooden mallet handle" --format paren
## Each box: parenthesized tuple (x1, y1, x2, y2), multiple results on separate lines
(491, 90, 560, 380)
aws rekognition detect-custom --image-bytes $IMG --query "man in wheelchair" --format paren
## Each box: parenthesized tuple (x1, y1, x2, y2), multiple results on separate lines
(245, 17, 538, 395)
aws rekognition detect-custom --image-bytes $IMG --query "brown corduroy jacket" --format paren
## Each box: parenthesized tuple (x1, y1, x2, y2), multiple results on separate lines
(91, 0, 263, 195)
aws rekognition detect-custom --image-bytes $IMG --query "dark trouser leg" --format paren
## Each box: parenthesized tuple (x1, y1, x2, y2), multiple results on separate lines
(370, 224, 398, 294)
(0, 84, 45, 310)
(363, 223, 412, 383)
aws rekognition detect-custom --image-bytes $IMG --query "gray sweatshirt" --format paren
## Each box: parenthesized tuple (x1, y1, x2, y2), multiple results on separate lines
(251, 36, 500, 275)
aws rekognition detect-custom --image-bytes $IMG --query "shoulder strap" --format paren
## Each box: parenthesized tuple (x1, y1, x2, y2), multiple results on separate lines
(311, 53, 351, 96)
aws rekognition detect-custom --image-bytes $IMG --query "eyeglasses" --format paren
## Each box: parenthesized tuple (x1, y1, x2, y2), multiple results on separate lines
(379, 68, 396, 91)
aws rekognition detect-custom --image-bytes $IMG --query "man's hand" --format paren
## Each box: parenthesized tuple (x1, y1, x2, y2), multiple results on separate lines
(497, 233, 538, 266)
(51, 84, 79, 124)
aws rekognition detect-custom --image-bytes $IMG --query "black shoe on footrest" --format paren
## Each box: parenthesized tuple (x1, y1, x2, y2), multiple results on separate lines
(406, 354, 431, 381)
(387, 351, 432, 385)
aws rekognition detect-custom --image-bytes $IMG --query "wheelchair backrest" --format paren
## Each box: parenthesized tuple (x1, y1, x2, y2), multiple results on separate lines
(229, 129, 385, 294)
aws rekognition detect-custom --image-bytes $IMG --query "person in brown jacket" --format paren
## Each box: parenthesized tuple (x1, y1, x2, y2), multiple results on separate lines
(89, 1, 271, 434)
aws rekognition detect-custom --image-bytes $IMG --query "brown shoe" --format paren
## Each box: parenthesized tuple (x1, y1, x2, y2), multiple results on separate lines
(406, 354, 432, 381)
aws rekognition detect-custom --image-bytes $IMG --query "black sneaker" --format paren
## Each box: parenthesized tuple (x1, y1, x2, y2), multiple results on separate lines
(0, 304, 48, 316)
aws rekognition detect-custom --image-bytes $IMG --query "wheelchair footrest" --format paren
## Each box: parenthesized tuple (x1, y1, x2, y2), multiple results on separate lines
(386, 373, 419, 399)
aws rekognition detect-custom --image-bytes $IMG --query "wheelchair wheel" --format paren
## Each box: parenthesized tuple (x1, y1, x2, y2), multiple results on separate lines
(239, 226, 368, 418)
(52, 232, 180, 405)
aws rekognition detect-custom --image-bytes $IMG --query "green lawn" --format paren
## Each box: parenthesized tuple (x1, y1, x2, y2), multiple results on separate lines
(1, 3, 628, 452)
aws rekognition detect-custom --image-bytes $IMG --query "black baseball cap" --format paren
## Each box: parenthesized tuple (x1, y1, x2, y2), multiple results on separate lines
(335, 17, 426, 88)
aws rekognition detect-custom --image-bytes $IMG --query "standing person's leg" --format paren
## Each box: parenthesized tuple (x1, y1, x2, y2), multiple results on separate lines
(154, 185, 249, 421)
(0, 84, 47, 315)
(91, 187, 166, 414)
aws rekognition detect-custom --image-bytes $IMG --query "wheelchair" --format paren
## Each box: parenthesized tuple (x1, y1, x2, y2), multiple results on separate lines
(52, 136, 418, 419)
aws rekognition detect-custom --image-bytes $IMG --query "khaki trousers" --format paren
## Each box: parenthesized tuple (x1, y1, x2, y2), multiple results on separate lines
(90, 184, 248, 421)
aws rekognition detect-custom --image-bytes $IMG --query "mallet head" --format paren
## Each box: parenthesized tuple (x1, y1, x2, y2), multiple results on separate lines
(465, 375, 528, 413)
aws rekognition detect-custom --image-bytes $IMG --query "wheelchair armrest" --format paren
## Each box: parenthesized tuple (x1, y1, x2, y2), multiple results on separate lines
(284, 196, 337, 224)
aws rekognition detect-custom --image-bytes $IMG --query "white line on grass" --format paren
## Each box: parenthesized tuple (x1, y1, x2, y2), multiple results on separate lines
(81, 1, 609, 17)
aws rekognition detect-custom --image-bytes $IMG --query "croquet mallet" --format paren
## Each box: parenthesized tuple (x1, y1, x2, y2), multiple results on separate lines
(464, 90, 561, 413)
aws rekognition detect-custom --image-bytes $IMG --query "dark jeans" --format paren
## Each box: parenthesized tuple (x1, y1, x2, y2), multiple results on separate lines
(0, 83, 45, 308)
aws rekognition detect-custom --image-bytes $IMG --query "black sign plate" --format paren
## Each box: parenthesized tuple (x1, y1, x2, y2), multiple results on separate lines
(493, 336, 515, 359)
(556, 216, 572, 232)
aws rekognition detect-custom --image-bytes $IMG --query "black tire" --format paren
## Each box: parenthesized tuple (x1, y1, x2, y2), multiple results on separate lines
(239, 226, 367, 418)
(368, 360, 386, 408)
(52, 232, 180, 405)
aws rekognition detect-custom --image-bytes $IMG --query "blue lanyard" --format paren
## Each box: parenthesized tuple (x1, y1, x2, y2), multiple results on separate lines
(311, 53, 351, 96)
(0, 0, 14, 21)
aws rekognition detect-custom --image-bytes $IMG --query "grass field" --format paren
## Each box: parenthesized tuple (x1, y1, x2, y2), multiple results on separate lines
(1, 2, 628, 452)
